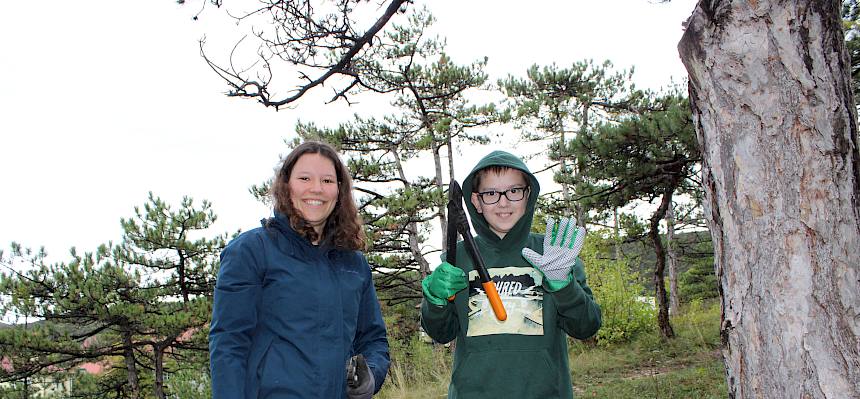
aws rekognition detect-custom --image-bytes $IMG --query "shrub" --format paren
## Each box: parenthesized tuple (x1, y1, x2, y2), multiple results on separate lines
(580, 231, 656, 346)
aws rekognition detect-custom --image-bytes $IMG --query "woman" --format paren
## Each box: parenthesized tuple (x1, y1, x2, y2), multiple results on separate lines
(209, 141, 389, 398)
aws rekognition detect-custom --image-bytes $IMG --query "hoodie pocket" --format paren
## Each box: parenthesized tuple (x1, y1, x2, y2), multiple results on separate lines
(450, 349, 560, 398)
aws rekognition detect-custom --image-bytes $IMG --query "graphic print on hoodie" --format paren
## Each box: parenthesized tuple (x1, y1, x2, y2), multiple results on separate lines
(465, 266, 545, 336)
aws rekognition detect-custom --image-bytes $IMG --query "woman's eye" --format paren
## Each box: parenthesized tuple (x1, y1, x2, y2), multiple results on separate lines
(323, 178, 335, 184)
(510, 188, 521, 194)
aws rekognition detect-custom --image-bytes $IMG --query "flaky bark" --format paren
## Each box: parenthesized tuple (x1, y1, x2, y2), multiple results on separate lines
(679, 1, 860, 397)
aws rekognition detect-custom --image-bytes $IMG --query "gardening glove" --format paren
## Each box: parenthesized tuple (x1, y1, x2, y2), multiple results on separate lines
(346, 354, 375, 399)
(421, 262, 468, 306)
(522, 216, 586, 292)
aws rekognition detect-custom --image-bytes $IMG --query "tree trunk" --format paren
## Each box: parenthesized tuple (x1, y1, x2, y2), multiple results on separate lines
(650, 190, 675, 339)
(393, 149, 431, 277)
(666, 203, 680, 315)
(431, 135, 448, 251)
(121, 330, 141, 399)
(558, 123, 572, 205)
(407, 79, 448, 251)
(614, 207, 622, 260)
(576, 103, 590, 225)
(679, 1, 860, 397)
(154, 345, 166, 399)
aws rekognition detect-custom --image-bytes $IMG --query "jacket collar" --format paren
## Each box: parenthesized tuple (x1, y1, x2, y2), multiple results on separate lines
(263, 212, 337, 258)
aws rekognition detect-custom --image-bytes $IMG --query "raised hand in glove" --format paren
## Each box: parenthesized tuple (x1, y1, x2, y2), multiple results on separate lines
(521, 216, 586, 291)
(346, 354, 375, 399)
(421, 262, 468, 306)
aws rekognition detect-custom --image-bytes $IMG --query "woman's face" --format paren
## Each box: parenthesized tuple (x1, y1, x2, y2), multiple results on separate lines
(288, 153, 339, 236)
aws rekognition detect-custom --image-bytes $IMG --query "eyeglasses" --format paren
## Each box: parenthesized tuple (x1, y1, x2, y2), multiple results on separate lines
(476, 186, 529, 205)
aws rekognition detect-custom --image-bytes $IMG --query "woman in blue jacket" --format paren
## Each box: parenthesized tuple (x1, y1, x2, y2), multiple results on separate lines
(209, 141, 389, 398)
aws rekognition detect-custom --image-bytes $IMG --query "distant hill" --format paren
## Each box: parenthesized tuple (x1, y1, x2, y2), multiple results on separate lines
(0, 319, 75, 331)
(620, 230, 714, 292)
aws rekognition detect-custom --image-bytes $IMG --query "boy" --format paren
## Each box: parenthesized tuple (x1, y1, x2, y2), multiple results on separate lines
(420, 150, 602, 399)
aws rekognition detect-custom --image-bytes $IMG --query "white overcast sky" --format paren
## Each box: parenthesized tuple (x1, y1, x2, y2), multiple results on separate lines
(0, 0, 698, 264)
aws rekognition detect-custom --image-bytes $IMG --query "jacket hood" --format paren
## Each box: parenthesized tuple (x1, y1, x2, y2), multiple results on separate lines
(461, 150, 540, 249)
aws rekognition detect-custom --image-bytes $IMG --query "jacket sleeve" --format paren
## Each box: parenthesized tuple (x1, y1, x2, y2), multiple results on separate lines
(352, 256, 390, 394)
(419, 298, 459, 344)
(419, 250, 461, 344)
(209, 234, 264, 399)
(549, 257, 602, 339)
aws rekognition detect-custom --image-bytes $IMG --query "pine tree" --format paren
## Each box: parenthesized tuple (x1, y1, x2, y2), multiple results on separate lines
(500, 61, 642, 221)
(0, 194, 226, 398)
(116, 193, 225, 399)
(569, 92, 701, 338)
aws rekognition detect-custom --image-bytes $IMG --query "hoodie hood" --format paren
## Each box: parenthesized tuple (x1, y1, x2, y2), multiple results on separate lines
(461, 150, 540, 249)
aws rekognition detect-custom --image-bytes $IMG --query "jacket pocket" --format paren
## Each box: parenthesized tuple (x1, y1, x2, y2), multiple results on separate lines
(450, 349, 560, 398)
(254, 336, 278, 396)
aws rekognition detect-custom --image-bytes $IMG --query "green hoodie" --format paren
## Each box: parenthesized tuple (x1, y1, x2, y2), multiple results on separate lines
(421, 150, 602, 399)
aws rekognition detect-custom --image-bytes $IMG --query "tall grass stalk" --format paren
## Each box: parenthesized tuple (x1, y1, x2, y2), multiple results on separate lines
(377, 337, 452, 399)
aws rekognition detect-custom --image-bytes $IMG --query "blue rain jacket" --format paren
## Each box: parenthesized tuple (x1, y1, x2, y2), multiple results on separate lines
(209, 213, 389, 398)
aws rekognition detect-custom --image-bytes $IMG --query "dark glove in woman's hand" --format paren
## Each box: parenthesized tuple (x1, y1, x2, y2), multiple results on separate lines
(346, 354, 375, 399)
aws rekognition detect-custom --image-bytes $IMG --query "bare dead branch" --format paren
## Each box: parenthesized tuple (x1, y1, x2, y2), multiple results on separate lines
(203, 0, 409, 109)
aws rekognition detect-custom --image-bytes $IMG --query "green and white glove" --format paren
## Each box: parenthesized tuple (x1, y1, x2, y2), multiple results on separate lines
(522, 217, 586, 290)
(421, 262, 468, 306)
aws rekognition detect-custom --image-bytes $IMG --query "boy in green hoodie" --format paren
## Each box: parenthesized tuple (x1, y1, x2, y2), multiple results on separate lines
(420, 150, 602, 399)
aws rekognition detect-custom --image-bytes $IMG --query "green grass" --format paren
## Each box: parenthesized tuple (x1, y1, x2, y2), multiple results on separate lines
(573, 300, 726, 398)
(379, 300, 726, 398)
(574, 360, 726, 399)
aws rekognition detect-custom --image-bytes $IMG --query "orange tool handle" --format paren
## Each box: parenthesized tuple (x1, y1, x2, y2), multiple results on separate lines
(482, 281, 507, 321)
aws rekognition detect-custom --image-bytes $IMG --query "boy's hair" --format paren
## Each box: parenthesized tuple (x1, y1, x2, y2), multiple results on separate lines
(471, 165, 528, 192)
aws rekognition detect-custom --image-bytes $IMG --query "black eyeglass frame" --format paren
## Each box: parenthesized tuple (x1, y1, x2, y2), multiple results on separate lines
(475, 186, 530, 205)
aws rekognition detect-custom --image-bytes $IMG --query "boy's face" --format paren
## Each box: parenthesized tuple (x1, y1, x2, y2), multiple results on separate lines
(470, 168, 528, 239)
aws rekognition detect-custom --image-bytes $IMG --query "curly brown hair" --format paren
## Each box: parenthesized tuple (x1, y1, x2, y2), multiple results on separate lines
(271, 141, 365, 251)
